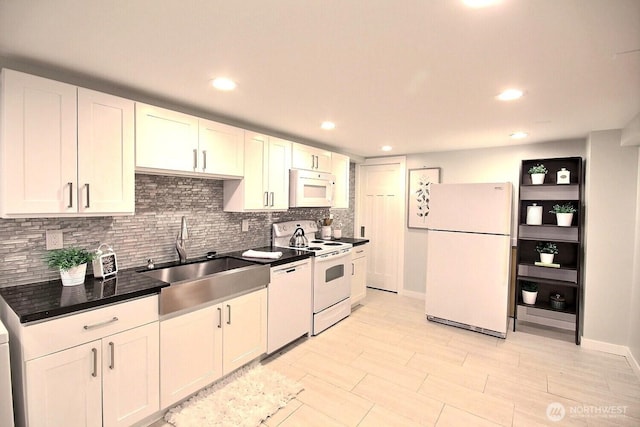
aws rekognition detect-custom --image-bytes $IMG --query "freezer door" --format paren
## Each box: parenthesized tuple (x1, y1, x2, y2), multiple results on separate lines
(425, 230, 511, 336)
(428, 183, 512, 235)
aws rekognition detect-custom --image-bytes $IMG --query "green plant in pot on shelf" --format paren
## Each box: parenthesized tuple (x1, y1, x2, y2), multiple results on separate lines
(536, 241, 558, 264)
(550, 203, 577, 227)
(521, 281, 538, 305)
(528, 164, 548, 185)
(46, 247, 96, 287)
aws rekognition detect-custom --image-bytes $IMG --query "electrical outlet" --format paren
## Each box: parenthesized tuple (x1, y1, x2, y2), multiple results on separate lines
(241, 219, 249, 232)
(45, 230, 63, 250)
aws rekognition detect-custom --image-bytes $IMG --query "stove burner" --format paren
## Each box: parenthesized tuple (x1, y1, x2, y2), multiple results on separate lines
(308, 247, 323, 251)
(324, 242, 342, 246)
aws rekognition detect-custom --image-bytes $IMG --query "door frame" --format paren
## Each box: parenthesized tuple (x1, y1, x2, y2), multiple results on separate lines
(355, 156, 406, 294)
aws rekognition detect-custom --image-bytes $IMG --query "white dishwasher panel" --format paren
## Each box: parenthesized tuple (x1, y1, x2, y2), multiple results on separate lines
(0, 319, 14, 427)
(267, 259, 312, 354)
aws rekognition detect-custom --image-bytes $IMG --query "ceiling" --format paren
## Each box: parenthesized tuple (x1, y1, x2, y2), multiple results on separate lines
(1, 0, 639, 158)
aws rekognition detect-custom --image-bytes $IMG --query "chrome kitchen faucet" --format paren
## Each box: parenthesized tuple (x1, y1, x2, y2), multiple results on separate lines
(176, 216, 189, 263)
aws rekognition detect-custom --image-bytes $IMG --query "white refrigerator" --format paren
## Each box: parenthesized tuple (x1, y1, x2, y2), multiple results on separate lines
(425, 182, 513, 338)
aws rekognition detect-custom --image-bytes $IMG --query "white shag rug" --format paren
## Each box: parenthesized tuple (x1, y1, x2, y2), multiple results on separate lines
(164, 363, 303, 427)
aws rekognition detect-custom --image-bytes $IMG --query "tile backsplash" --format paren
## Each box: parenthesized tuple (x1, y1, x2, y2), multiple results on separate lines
(0, 165, 355, 288)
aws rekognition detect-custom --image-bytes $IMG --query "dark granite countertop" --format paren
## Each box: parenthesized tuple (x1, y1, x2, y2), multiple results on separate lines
(0, 248, 313, 324)
(0, 268, 168, 324)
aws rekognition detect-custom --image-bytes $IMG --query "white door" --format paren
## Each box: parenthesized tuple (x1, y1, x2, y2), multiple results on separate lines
(357, 161, 404, 292)
(1, 69, 77, 216)
(25, 341, 102, 427)
(77, 88, 135, 214)
(266, 137, 292, 210)
(102, 322, 159, 427)
(243, 132, 269, 210)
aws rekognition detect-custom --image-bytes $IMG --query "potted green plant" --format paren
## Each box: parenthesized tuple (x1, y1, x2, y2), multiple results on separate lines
(46, 247, 96, 286)
(550, 203, 577, 226)
(528, 164, 547, 185)
(521, 281, 538, 305)
(536, 241, 558, 264)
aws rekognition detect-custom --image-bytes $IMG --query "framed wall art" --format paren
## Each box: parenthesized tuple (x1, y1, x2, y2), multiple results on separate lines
(407, 167, 441, 229)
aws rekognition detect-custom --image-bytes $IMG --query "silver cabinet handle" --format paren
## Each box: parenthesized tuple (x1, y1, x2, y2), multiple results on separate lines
(193, 149, 198, 169)
(263, 192, 269, 207)
(109, 341, 115, 370)
(226, 304, 231, 325)
(360, 226, 365, 237)
(85, 183, 90, 208)
(352, 262, 355, 275)
(270, 192, 275, 207)
(83, 316, 119, 330)
(202, 150, 207, 171)
(217, 307, 222, 328)
(68, 182, 73, 208)
(91, 348, 98, 377)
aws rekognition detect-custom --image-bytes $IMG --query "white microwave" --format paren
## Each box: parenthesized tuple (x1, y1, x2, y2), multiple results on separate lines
(289, 169, 334, 207)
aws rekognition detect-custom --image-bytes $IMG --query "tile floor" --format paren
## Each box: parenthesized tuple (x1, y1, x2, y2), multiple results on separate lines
(155, 289, 640, 426)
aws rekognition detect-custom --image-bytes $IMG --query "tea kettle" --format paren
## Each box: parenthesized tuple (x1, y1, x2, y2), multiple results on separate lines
(289, 225, 309, 248)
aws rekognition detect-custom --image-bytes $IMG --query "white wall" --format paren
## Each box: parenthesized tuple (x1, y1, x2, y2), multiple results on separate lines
(583, 130, 639, 346)
(630, 149, 640, 363)
(404, 139, 586, 294)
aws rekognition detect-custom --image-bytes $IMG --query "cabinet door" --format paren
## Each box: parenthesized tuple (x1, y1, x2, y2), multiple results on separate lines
(267, 137, 292, 210)
(102, 322, 159, 427)
(160, 305, 223, 408)
(292, 143, 332, 172)
(199, 119, 244, 177)
(331, 153, 350, 209)
(223, 288, 267, 374)
(351, 246, 368, 305)
(1, 69, 77, 216)
(135, 103, 198, 173)
(25, 341, 102, 427)
(77, 88, 135, 214)
(243, 132, 269, 210)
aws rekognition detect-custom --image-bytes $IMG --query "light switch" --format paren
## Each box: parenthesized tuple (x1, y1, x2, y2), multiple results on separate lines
(46, 230, 63, 250)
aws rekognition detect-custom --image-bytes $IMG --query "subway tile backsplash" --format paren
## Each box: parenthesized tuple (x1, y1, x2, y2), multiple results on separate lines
(0, 165, 355, 288)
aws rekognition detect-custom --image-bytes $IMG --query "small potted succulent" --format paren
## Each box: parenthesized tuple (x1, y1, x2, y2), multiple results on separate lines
(46, 247, 96, 286)
(550, 203, 577, 227)
(521, 281, 538, 305)
(536, 241, 559, 264)
(528, 164, 548, 185)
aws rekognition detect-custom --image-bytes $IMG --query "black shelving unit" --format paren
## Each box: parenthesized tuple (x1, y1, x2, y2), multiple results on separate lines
(513, 157, 583, 344)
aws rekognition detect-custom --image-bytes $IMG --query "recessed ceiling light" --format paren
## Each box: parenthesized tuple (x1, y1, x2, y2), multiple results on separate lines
(211, 77, 236, 91)
(320, 121, 336, 130)
(510, 131, 528, 139)
(381, 145, 393, 152)
(462, 0, 502, 8)
(497, 89, 524, 101)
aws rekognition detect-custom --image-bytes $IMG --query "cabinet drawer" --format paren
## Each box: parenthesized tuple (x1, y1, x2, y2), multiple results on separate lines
(22, 296, 158, 360)
(352, 245, 368, 259)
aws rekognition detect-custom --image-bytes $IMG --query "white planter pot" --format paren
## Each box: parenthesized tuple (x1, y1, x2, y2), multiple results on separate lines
(540, 253, 555, 264)
(530, 173, 546, 185)
(556, 212, 573, 227)
(522, 290, 538, 305)
(60, 263, 87, 286)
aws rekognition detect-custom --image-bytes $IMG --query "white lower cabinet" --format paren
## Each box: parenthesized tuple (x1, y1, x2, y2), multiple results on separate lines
(24, 321, 159, 427)
(351, 244, 369, 306)
(159, 288, 267, 408)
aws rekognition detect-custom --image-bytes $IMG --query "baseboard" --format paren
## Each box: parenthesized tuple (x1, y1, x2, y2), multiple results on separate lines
(399, 289, 425, 300)
(582, 338, 640, 381)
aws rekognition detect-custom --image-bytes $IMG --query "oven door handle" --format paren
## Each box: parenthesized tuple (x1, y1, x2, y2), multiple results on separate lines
(315, 250, 351, 263)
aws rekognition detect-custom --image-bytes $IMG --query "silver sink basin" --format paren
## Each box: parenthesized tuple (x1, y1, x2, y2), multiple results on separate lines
(141, 257, 270, 315)
(142, 257, 256, 284)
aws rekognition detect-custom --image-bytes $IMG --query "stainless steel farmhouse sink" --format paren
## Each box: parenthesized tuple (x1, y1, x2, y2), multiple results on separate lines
(141, 257, 270, 315)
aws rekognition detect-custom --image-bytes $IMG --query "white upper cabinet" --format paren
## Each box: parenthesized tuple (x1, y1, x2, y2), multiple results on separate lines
(198, 119, 244, 177)
(331, 152, 350, 209)
(135, 103, 199, 173)
(136, 103, 244, 178)
(0, 69, 135, 218)
(223, 132, 291, 211)
(292, 142, 332, 173)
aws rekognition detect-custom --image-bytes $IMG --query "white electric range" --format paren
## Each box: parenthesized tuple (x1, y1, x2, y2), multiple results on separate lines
(272, 220, 352, 335)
